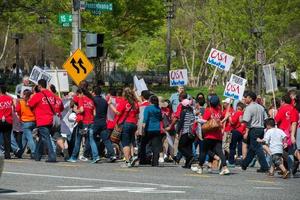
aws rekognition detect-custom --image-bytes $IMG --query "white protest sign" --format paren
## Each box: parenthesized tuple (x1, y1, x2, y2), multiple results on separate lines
(169, 69, 188, 87)
(29, 66, 52, 84)
(224, 74, 247, 100)
(133, 75, 148, 95)
(207, 48, 235, 71)
(263, 63, 278, 93)
(45, 69, 70, 92)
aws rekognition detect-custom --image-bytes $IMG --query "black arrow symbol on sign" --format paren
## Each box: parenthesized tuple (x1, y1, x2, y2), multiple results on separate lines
(78, 58, 87, 74)
(71, 58, 80, 74)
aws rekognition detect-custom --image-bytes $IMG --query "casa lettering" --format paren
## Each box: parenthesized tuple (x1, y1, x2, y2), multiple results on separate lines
(210, 49, 228, 63)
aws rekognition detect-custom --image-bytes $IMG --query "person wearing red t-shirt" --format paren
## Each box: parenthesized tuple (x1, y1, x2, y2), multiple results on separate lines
(194, 95, 230, 175)
(27, 79, 57, 162)
(221, 98, 234, 157)
(275, 94, 298, 174)
(115, 87, 139, 167)
(68, 88, 100, 164)
(0, 84, 14, 159)
(228, 102, 246, 166)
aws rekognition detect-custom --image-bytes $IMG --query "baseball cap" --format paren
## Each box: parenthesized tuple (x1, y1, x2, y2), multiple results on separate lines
(222, 98, 231, 104)
(209, 95, 220, 107)
(181, 99, 191, 107)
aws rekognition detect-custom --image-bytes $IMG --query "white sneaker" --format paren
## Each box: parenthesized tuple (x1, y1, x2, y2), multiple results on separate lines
(219, 168, 230, 175)
(159, 157, 164, 163)
(79, 156, 88, 161)
(191, 165, 199, 172)
(196, 167, 203, 174)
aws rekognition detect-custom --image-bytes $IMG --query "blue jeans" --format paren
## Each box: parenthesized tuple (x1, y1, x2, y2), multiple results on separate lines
(242, 128, 269, 170)
(11, 131, 21, 153)
(35, 126, 56, 162)
(71, 124, 99, 160)
(192, 140, 203, 160)
(94, 121, 115, 158)
(22, 122, 36, 154)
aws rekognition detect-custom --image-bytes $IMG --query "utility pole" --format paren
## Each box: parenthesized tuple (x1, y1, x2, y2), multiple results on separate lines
(38, 16, 47, 67)
(72, 0, 81, 52)
(165, 0, 175, 75)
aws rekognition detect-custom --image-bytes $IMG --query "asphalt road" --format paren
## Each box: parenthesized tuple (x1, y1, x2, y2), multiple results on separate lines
(0, 158, 299, 200)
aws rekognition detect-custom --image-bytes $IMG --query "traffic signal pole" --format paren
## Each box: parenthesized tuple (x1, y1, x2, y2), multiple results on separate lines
(72, 0, 81, 52)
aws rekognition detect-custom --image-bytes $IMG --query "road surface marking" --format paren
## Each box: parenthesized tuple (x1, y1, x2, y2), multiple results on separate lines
(5, 160, 27, 163)
(57, 186, 94, 188)
(253, 187, 283, 190)
(1, 187, 185, 196)
(247, 180, 276, 184)
(3, 171, 192, 188)
(184, 174, 212, 178)
(56, 164, 81, 167)
(114, 168, 141, 172)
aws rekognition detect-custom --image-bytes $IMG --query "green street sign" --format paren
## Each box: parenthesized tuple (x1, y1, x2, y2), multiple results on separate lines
(83, 2, 113, 11)
(59, 13, 72, 24)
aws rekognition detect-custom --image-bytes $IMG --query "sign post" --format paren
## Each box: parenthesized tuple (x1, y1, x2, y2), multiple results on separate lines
(63, 48, 94, 85)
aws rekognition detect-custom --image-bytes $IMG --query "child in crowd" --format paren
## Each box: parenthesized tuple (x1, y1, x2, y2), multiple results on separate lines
(257, 118, 289, 179)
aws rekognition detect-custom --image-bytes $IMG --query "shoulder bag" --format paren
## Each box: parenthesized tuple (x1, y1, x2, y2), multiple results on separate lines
(41, 92, 61, 132)
(201, 108, 222, 134)
(110, 106, 132, 144)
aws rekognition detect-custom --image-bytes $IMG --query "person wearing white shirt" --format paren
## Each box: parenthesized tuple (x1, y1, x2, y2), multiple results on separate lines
(257, 118, 289, 178)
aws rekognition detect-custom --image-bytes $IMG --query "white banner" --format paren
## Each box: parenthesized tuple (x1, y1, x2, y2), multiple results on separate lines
(263, 63, 278, 93)
(224, 74, 247, 100)
(169, 69, 188, 86)
(207, 48, 235, 71)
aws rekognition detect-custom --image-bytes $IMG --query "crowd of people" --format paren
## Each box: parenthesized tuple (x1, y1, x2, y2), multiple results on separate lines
(0, 77, 300, 179)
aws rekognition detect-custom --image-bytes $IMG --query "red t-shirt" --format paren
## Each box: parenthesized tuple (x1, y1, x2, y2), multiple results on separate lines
(230, 110, 246, 135)
(173, 103, 183, 119)
(0, 94, 13, 124)
(115, 99, 139, 124)
(28, 89, 56, 127)
(202, 107, 223, 141)
(78, 95, 95, 125)
(73, 95, 83, 123)
(275, 104, 298, 146)
(222, 107, 234, 132)
(54, 95, 64, 116)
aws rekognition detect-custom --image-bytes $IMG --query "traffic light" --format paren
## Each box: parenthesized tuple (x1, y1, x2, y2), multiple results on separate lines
(86, 33, 104, 58)
(73, 0, 80, 11)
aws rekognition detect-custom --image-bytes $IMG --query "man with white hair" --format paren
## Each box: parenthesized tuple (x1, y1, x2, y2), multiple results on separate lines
(15, 75, 30, 98)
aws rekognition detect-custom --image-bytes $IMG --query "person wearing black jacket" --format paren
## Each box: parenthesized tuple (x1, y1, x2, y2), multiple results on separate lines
(93, 86, 116, 162)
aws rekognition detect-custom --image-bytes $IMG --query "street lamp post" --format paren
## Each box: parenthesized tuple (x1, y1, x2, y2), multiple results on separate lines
(11, 33, 23, 83)
(165, 0, 175, 77)
(38, 16, 47, 68)
(251, 28, 264, 95)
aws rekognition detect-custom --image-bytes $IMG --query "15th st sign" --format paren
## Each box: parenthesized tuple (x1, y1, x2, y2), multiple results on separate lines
(63, 49, 94, 85)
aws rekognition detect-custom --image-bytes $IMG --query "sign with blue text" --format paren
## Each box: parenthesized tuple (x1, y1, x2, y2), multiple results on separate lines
(224, 74, 247, 100)
(169, 69, 188, 87)
(207, 48, 234, 71)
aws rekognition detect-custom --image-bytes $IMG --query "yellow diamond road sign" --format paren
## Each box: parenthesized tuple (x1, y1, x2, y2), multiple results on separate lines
(63, 49, 94, 85)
